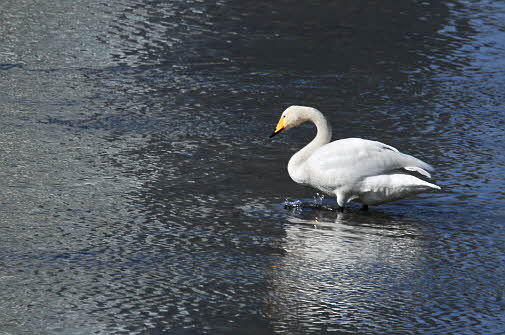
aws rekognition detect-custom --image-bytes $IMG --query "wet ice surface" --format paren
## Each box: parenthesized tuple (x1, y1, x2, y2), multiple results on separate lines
(0, 0, 504, 334)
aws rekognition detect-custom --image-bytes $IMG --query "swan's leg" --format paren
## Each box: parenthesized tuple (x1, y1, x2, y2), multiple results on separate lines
(361, 204, 369, 211)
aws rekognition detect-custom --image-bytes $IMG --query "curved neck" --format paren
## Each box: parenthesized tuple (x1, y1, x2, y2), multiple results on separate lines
(288, 108, 332, 177)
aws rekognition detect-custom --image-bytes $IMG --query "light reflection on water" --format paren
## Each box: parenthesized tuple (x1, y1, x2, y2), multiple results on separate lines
(0, 0, 504, 334)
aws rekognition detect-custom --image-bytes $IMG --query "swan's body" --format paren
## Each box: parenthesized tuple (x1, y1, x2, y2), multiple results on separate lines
(270, 106, 440, 208)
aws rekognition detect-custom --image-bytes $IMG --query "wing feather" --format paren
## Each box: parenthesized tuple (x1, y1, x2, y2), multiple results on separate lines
(305, 138, 434, 188)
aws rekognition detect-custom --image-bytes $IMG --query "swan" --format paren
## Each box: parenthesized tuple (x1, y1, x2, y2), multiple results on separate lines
(270, 106, 441, 210)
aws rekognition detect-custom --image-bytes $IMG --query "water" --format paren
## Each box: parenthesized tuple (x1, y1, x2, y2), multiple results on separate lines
(0, 0, 504, 334)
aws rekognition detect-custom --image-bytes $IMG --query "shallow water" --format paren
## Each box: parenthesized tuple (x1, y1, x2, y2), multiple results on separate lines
(0, 0, 504, 334)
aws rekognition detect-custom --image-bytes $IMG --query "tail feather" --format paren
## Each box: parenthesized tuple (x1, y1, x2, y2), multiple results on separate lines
(422, 180, 441, 190)
(360, 173, 441, 205)
(404, 166, 432, 178)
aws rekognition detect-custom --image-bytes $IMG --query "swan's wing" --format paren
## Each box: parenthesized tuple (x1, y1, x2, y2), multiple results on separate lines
(306, 138, 434, 186)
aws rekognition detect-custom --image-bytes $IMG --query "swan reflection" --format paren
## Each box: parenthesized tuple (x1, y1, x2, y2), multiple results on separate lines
(267, 209, 426, 333)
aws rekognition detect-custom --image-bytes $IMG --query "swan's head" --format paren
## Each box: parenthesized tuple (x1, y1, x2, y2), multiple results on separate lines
(270, 106, 317, 138)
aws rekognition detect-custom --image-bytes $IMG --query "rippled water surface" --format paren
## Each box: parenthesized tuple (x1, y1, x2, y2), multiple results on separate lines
(1, 0, 504, 334)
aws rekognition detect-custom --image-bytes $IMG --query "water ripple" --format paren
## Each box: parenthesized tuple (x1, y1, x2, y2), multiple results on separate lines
(1, 0, 504, 334)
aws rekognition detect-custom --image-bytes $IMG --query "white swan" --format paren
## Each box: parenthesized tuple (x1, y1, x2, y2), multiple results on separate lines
(270, 106, 441, 209)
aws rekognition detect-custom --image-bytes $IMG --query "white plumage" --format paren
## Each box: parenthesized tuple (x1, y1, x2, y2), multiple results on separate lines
(270, 106, 440, 209)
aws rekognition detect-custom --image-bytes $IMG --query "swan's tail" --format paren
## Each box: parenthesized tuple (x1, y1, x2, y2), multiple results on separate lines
(360, 173, 441, 205)
(420, 179, 441, 191)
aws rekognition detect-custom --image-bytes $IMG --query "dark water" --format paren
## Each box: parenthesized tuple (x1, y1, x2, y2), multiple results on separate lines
(1, 0, 504, 334)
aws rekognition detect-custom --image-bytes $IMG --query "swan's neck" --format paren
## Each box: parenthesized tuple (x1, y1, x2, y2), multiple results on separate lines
(288, 109, 332, 180)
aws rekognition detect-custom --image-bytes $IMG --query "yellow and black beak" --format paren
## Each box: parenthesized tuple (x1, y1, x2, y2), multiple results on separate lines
(269, 116, 285, 138)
